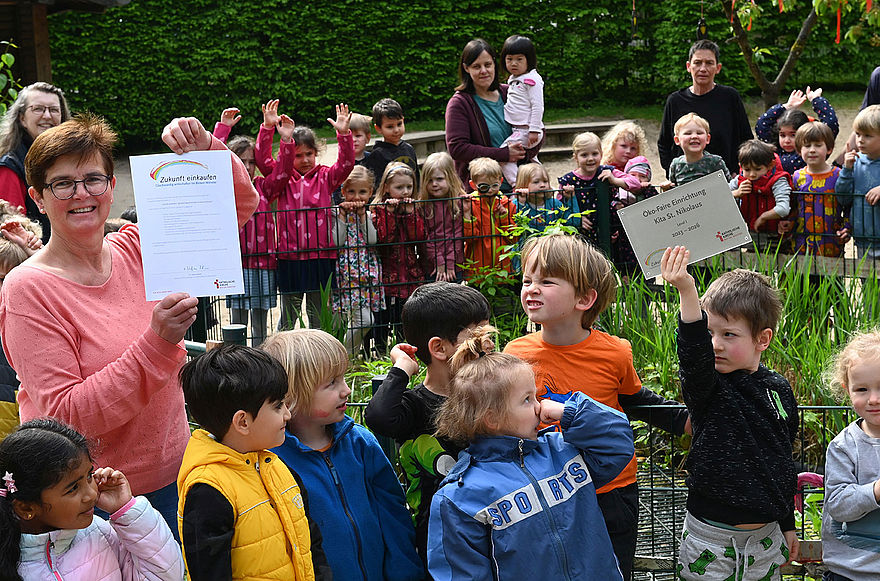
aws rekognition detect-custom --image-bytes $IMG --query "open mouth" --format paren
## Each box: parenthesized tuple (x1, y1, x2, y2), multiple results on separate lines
(70, 207, 96, 214)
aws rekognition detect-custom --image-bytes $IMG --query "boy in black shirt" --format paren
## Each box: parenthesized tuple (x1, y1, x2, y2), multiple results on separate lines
(660, 246, 798, 581)
(363, 98, 420, 188)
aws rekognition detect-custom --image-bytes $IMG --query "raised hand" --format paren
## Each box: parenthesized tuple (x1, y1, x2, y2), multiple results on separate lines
(843, 142, 858, 170)
(660, 246, 694, 292)
(784, 89, 806, 110)
(93, 467, 133, 515)
(805, 86, 822, 101)
(162, 118, 212, 154)
(261, 99, 281, 129)
(220, 107, 242, 128)
(327, 103, 352, 134)
(390, 343, 419, 376)
(278, 113, 296, 143)
(151, 292, 199, 344)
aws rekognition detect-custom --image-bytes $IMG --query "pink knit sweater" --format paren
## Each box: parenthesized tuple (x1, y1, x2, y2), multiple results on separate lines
(0, 138, 258, 494)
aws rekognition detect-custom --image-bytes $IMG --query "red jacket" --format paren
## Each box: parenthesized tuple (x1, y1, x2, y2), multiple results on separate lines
(735, 154, 792, 233)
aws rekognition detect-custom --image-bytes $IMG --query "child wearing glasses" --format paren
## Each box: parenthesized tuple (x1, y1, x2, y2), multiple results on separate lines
(461, 157, 516, 279)
(557, 132, 640, 249)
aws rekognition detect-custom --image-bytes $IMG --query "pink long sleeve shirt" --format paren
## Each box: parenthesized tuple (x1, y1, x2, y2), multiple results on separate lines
(255, 127, 355, 260)
(0, 137, 258, 495)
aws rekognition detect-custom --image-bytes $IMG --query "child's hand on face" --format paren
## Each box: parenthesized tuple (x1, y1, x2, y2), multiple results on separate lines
(261, 99, 280, 129)
(328, 103, 352, 135)
(866, 185, 880, 206)
(784, 89, 806, 110)
(390, 343, 419, 376)
(277, 114, 295, 143)
(93, 467, 133, 515)
(844, 142, 858, 170)
(539, 399, 565, 424)
(734, 180, 751, 199)
(220, 107, 242, 128)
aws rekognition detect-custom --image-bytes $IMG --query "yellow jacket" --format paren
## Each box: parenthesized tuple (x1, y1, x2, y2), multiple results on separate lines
(177, 429, 315, 581)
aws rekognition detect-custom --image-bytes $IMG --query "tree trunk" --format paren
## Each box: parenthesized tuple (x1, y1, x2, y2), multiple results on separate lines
(719, 1, 818, 108)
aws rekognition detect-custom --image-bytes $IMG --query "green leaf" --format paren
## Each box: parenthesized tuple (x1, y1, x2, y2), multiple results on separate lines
(1, 53, 13, 67)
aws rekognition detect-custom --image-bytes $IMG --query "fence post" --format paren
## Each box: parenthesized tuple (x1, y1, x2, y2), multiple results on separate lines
(596, 180, 612, 256)
(221, 324, 248, 346)
(371, 374, 398, 463)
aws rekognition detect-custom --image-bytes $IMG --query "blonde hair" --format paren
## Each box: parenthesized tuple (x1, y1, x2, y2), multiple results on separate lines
(417, 152, 464, 220)
(674, 113, 710, 135)
(349, 113, 372, 134)
(0, 203, 42, 239)
(828, 329, 880, 401)
(521, 233, 616, 328)
(853, 104, 880, 135)
(601, 121, 647, 166)
(372, 162, 415, 204)
(435, 325, 532, 445)
(0, 239, 28, 273)
(571, 132, 601, 157)
(342, 165, 375, 191)
(260, 329, 348, 414)
(513, 162, 549, 191)
(467, 157, 503, 183)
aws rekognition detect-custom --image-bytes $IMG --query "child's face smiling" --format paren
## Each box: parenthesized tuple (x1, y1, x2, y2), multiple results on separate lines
(612, 139, 638, 166)
(675, 122, 710, 156)
(248, 398, 293, 450)
(505, 54, 529, 77)
(856, 130, 880, 160)
(575, 145, 602, 175)
(777, 125, 797, 153)
(342, 179, 372, 205)
(846, 356, 880, 438)
(24, 453, 98, 534)
(706, 311, 769, 373)
(376, 117, 405, 146)
(308, 374, 352, 426)
(386, 175, 414, 200)
(497, 366, 542, 440)
(800, 141, 830, 170)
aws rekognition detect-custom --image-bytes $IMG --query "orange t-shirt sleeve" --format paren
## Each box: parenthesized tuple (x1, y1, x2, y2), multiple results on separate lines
(617, 337, 642, 396)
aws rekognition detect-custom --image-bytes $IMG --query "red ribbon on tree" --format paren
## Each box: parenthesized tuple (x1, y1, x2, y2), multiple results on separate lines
(731, 0, 736, 22)
(779, 0, 784, 12)
(836, 5, 841, 44)
(868, 0, 873, 12)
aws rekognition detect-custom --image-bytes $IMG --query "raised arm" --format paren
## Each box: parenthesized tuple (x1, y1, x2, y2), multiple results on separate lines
(364, 347, 422, 439)
(326, 104, 356, 191)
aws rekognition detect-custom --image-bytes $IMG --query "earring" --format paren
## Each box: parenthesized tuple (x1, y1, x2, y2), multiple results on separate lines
(23, 513, 32, 520)
(39, 208, 45, 214)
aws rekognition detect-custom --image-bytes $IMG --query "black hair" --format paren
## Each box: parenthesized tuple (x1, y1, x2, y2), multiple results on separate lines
(402, 282, 492, 365)
(772, 108, 810, 148)
(292, 126, 320, 152)
(737, 139, 776, 168)
(179, 343, 289, 440)
(0, 419, 92, 581)
(500, 35, 537, 72)
(688, 39, 720, 62)
(119, 205, 137, 224)
(371, 98, 404, 127)
(455, 38, 501, 94)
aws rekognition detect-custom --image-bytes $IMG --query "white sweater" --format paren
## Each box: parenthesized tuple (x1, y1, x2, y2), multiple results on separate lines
(503, 69, 545, 132)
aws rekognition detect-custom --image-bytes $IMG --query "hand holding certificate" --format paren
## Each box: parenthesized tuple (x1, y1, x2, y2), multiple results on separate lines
(131, 147, 244, 300)
(617, 172, 751, 279)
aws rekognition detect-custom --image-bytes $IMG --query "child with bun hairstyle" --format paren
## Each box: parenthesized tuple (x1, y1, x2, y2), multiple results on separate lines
(262, 329, 422, 581)
(256, 103, 354, 329)
(214, 102, 296, 345)
(822, 329, 880, 581)
(0, 418, 183, 581)
(755, 87, 838, 174)
(427, 326, 635, 581)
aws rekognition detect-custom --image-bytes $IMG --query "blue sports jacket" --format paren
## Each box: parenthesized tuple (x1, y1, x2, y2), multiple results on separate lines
(273, 415, 423, 581)
(427, 392, 634, 581)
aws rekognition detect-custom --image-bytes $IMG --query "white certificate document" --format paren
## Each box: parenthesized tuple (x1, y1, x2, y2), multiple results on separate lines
(130, 150, 244, 300)
(618, 172, 751, 279)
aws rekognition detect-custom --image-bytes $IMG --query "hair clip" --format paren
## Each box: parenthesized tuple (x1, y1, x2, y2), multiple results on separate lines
(0, 471, 16, 497)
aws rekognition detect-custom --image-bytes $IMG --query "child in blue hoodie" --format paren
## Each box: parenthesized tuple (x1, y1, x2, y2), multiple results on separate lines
(262, 329, 422, 581)
(428, 327, 634, 581)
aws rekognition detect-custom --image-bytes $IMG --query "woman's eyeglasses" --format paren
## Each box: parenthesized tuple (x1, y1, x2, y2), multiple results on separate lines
(44, 175, 112, 200)
(28, 105, 62, 117)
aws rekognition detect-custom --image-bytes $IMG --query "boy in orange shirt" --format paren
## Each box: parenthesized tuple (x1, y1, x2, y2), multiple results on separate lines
(461, 157, 517, 277)
(504, 233, 690, 580)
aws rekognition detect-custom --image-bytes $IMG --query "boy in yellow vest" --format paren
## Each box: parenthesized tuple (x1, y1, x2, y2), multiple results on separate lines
(177, 344, 329, 580)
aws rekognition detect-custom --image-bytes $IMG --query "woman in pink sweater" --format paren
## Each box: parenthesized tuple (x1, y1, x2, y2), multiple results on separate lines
(0, 114, 258, 536)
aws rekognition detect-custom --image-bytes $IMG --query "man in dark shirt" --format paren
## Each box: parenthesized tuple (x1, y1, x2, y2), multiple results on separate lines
(658, 40, 753, 177)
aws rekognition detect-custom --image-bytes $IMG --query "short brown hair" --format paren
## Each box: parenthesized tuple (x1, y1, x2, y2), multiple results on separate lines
(435, 326, 529, 445)
(25, 113, 116, 192)
(737, 139, 775, 168)
(260, 329, 348, 415)
(521, 233, 616, 329)
(794, 121, 835, 153)
(701, 269, 783, 338)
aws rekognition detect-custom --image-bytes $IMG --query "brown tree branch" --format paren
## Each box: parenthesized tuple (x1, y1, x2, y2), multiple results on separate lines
(720, 0, 771, 94)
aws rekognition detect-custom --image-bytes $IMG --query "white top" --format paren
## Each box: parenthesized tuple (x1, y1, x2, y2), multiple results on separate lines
(504, 69, 545, 132)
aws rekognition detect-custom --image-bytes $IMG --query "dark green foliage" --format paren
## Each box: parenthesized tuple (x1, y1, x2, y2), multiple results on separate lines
(47, 0, 875, 146)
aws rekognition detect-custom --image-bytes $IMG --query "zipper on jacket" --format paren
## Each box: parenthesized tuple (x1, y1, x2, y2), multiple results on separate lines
(322, 453, 368, 580)
(44, 540, 64, 581)
(516, 439, 572, 581)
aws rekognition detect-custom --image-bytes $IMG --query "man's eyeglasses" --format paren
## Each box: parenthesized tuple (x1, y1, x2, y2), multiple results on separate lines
(475, 182, 501, 194)
(28, 105, 62, 117)
(44, 175, 112, 200)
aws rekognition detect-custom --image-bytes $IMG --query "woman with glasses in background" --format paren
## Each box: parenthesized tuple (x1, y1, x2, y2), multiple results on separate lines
(0, 82, 71, 242)
(0, 113, 258, 536)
